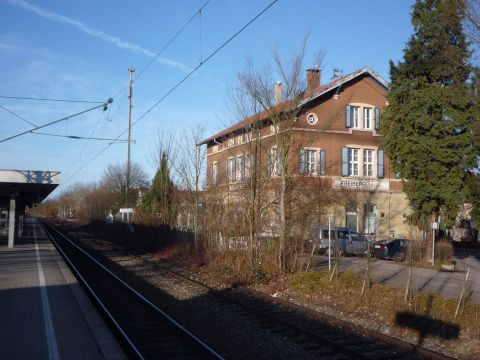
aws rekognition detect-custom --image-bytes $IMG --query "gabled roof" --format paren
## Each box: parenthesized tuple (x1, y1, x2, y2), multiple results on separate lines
(199, 66, 389, 146)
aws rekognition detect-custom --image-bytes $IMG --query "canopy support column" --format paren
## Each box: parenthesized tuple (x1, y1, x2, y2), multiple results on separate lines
(8, 193, 16, 248)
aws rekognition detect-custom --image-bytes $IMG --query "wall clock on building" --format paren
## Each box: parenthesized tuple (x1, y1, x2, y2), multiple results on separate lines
(306, 113, 318, 125)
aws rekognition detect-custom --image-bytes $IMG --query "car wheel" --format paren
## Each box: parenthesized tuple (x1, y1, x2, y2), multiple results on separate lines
(393, 251, 405, 262)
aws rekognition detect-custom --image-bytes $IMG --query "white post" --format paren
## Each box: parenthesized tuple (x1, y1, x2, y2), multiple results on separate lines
(8, 194, 16, 248)
(328, 217, 331, 271)
(432, 225, 436, 266)
(431, 218, 439, 266)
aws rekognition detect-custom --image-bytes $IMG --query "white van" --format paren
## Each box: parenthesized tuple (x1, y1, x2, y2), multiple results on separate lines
(309, 226, 367, 256)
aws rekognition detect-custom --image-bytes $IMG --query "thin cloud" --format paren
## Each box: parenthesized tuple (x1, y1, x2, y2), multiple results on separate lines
(6, 0, 190, 72)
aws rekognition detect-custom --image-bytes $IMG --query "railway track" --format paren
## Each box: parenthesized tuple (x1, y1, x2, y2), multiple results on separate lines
(44, 221, 456, 360)
(41, 221, 223, 360)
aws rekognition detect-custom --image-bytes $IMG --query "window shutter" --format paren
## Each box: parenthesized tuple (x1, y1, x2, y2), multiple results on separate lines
(341, 147, 349, 176)
(299, 149, 306, 174)
(374, 108, 380, 131)
(319, 150, 326, 176)
(209, 164, 213, 184)
(232, 158, 236, 181)
(377, 149, 384, 179)
(345, 105, 352, 128)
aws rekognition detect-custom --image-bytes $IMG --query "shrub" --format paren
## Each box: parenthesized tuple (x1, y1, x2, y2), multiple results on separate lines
(407, 239, 425, 262)
(436, 239, 454, 264)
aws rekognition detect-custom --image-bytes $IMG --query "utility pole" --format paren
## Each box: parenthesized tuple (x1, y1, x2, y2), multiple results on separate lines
(126, 66, 135, 207)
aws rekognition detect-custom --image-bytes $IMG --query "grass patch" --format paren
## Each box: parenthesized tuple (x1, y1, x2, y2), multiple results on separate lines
(288, 270, 480, 356)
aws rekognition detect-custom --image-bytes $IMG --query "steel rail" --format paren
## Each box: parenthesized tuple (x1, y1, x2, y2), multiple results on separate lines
(41, 221, 224, 360)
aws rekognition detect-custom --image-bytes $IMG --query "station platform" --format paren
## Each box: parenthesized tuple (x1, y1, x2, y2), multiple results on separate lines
(0, 218, 126, 360)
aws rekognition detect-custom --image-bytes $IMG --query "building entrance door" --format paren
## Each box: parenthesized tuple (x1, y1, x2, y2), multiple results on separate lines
(364, 203, 376, 241)
(345, 204, 358, 232)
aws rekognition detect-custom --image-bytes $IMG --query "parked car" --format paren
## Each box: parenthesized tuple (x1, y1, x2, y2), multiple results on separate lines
(372, 239, 409, 262)
(309, 226, 367, 256)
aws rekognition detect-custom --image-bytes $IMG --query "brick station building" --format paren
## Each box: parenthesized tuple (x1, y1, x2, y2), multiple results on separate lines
(199, 67, 413, 240)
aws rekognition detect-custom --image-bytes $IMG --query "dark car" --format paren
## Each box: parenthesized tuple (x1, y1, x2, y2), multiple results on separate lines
(372, 239, 408, 262)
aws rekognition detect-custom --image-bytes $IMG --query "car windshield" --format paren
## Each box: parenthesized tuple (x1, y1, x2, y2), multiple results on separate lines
(321, 230, 335, 239)
(337, 230, 348, 239)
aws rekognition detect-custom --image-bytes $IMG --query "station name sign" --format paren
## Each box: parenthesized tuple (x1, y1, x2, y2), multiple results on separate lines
(333, 178, 389, 190)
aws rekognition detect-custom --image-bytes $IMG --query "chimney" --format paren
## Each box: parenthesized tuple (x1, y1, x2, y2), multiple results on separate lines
(274, 81, 282, 104)
(306, 65, 321, 92)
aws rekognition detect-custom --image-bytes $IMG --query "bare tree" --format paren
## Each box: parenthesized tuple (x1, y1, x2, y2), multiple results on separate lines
(176, 124, 207, 249)
(227, 35, 329, 274)
(100, 162, 149, 209)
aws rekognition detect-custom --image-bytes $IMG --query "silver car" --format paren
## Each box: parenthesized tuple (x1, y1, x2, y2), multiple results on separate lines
(309, 226, 367, 256)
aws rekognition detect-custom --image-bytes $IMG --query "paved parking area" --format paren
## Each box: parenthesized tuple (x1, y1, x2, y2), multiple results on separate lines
(0, 219, 126, 360)
(314, 252, 480, 302)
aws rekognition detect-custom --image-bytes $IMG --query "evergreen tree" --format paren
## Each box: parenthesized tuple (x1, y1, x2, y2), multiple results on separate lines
(142, 152, 178, 225)
(382, 0, 477, 228)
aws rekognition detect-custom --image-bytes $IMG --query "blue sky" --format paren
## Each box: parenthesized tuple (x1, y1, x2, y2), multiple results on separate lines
(0, 0, 415, 195)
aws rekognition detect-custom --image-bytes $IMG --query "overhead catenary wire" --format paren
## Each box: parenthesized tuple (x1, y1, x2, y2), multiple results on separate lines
(136, 0, 211, 82)
(62, 0, 279, 186)
(0, 99, 112, 144)
(130, 0, 279, 129)
(31, 131, 134, 143)
(110, 0, 211, 100)
(0, 104, 37, 126)
(0, 95, 105, 104)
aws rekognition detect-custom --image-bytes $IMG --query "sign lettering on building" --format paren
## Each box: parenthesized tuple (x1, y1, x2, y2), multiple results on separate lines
(333, 178, 389, 191)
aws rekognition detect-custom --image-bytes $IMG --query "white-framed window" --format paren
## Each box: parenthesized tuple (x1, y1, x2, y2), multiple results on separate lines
(349, 148, 359, 176)
(363, 107, 372, 129)
(237, 154, 246, 181)
(352, 106, 360, 128)
(236, 134, 243, 145)
(228, 138, 235, 148)
(212, 161, 219, 185)
(267, 147, 281, 177)
(246, 153, 255, 178)
(363, 149, 373, 177)
(228, 157, 236, 182)
(346, 104, 380, 131)
(245, 131, 253, 142)
(306, 149, 317, 174)
(299, 148, 326, 176)
(270, 124, 279, 134)
(342, 146, 383, 178)
(212, 145, 218, 153)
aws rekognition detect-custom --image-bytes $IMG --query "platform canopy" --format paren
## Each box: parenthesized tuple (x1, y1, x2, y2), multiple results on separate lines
(0, 169, 60, 208)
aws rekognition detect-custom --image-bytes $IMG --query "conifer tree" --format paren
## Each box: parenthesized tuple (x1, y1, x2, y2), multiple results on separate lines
(382, 0, 477, 228)
(142, 152, 178, 225)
